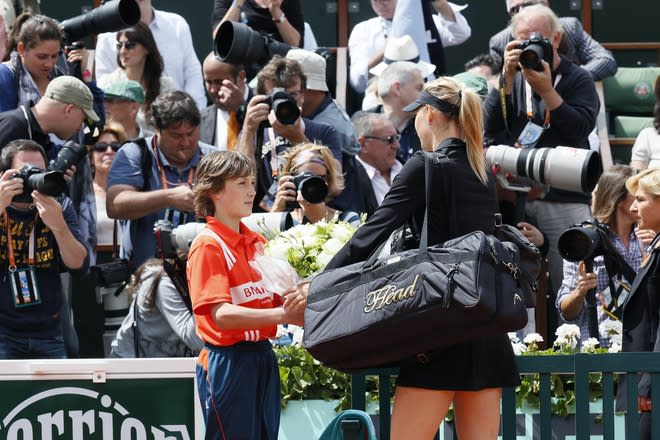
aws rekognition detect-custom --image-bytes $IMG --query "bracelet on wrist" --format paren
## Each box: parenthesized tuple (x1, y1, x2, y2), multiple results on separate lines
(272, 12, 286, 23)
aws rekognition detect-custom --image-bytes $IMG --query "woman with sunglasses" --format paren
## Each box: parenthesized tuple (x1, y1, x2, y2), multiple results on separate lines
(270, 143, 361, 227)
(98, 22, 175, 133)
(325, 77, 519, 439)
(0, 13, 104, 114)
(91, 122, 127, 247)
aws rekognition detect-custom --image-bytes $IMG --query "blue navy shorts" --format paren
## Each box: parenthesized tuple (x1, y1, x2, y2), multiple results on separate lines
(197, 340, 280, 440)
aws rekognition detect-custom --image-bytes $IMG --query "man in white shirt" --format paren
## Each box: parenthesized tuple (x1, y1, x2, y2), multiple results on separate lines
(94, 0, 207, 109)
(355, 113, 402, 205)
(348, 0, 470, 94)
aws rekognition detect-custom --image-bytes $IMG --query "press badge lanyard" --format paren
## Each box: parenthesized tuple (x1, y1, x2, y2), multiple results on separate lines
(151, 136, 195, 189)
(524, 74, 561, 129)
(499, 74, 562, 134)
(5, 210, 38, 271)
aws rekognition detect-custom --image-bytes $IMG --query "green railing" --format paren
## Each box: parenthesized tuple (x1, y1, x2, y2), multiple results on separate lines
(350, 353, 660, 440)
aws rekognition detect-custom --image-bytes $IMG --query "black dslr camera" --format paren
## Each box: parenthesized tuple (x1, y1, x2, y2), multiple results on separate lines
(11, 165, 67, 204)
(264, 88, 300, 125)
(12, 141, 88, 203)
(518, 32, 553, 72)
(286, 171, 329, 211)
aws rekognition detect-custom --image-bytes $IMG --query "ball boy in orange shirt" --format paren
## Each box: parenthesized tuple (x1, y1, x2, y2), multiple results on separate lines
(187, 151, 306, 440)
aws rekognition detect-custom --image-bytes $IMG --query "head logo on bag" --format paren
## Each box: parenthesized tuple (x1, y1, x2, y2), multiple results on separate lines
(364, 274, 419, 313)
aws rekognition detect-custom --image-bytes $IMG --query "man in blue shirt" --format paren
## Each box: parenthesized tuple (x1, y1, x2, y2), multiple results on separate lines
(107, 90, 216, 267)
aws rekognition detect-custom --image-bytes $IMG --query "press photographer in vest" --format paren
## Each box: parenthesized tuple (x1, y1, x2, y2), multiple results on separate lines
(106, 90, 217, 267)
(0, 140, 87, 359)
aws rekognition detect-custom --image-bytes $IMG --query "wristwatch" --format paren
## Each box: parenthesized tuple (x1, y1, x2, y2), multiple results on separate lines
(272, 12, 286, 23)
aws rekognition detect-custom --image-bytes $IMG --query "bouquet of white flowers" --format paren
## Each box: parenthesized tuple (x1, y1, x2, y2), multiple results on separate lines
(264, 220, 358, 279)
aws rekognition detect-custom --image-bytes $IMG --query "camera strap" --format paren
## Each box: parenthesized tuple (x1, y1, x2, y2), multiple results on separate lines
(524, 74, 561, 129)
(111, 219, 120, 259)
(151, 136, 195, 189)
(19, 106, 33, 140)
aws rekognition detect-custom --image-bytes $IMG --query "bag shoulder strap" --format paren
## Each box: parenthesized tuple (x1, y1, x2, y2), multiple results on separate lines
(131, 137, 152, 192)
(420, 151, 453, 249)
(132, 298, 140, 358)
(162, 259, 193, 314)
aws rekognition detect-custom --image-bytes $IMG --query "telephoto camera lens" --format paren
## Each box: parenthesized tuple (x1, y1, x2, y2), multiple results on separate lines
(485, 145, 602, 194)
(558, 224, 603, 262)
(48, 140, 88, 172)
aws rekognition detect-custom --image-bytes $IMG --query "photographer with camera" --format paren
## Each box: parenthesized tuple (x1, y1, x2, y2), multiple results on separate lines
(270, 143, 360, 227)
(110, 221, 203, 358)
(489, 1, 616, 81)
(556, 165, 650, 347)
(0, 139, 87, 359)
(107, 90, 217, 268)
(212, 0, 304, 49)
(483, 5, 600, 339)
(236, 55, 341, 211)
(0, 75, 99, 154)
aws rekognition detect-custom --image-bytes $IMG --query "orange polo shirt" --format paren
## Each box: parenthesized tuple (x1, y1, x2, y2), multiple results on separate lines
(187, 216, 281, 347)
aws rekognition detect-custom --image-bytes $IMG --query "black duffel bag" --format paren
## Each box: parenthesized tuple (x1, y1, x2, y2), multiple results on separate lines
(302, 229, 528, 372)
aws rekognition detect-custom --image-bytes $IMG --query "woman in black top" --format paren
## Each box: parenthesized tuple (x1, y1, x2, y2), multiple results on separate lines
(622, 168, 660, 439)
(325, 77, 519, 439)
(212, 0, 304, 48)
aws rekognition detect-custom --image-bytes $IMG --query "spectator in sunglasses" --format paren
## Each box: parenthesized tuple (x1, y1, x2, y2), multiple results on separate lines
(91, 122, 127, 248)
(353, 112, 402, 208)
(98, 22, 176, 134)
(489, 0, 616, 81)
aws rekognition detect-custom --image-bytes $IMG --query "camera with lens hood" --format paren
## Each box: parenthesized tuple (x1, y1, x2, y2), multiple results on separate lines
(11, 140, 88, 203)
(49, 140, 88, 173)
(485, 145, 602, 194)
(60, 0, 140, 46)
(153, 220, 206, 260)
(518, 32, 553, 72)
(214, 21, 292, 68)
(286, 171, 329, 211)
(11, 165, 67, 204)
(263, 88, 301, 125)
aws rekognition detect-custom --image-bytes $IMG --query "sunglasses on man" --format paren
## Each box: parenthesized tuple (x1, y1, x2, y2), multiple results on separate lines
(364, 134, 401, 144)
(92, 142, 122, 152)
